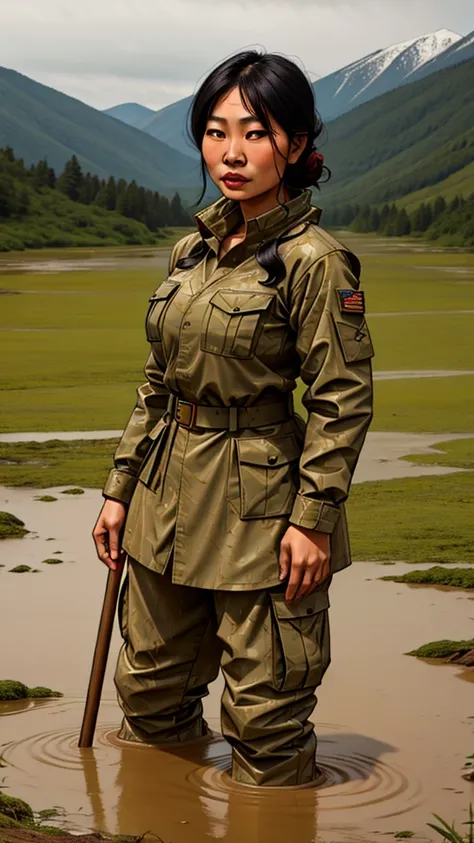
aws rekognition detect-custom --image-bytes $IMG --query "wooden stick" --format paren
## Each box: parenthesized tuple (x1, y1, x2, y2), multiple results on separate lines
(78, 566, 123, 748)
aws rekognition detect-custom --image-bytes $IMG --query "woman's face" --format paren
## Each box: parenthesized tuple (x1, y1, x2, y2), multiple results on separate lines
(201, 86, 305, 204)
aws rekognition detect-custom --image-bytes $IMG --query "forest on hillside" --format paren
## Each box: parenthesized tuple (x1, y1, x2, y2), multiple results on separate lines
(0, 147, 191, 251)
(323, 193, 474, 247)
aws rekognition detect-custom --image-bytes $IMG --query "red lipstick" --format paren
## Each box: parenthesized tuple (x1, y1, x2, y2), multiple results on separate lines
(221, 172, 250, 189)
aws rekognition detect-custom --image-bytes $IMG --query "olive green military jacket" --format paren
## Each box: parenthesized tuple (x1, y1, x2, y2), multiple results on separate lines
(103, 189, 374, 590)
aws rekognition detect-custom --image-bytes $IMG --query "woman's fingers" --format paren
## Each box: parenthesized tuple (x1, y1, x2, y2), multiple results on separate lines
(279, 542, 291, 582)
(292, 568, 316, 602)
(285, 561, 304, 603)
(93, 520, 120, 571)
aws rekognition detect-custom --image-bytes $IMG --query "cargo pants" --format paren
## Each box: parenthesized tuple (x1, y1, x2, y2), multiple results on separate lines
(115, 555, 332, 787)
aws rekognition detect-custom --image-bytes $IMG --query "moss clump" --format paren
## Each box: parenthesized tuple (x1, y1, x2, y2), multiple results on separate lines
(0, 512, 29, 540)
(0, 792, 34, 825)
(381, 566, 474, 589)
(61, 488, 84, 495)
(27, 686, 62, 699)
(41, 558, 63, 565)
(34, 496, 58, 503)
(0, 680, 62, 700)
(407, 639, 474, 659)
(9, 565, 33, 573)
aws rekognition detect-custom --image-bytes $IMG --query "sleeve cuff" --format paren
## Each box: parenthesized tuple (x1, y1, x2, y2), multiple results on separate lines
(288, 495, 340, 533)
(102, 469, 138, 505)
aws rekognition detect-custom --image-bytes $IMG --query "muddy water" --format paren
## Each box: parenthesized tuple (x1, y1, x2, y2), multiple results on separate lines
(0, 247, 171, 276)
(1, 485, 473, 842)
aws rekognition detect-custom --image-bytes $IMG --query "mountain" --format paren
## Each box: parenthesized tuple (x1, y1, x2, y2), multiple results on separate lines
(315, 56, 474, 210)
(103, 28, 465, 152)
(314, 29, 461, 121)
(138, 96, 199, 158)
(409, 29, 474, 82)
(0, 67, 201, 199)
(102, 102, 155, 128)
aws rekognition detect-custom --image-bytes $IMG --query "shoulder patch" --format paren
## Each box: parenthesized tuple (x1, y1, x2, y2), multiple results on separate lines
(337, 289, 365, 314)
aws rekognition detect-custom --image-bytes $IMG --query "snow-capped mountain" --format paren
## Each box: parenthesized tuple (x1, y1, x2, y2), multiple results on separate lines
(410, 29, 474, 83)
(314, 29, 461, 121)
(103, 28, 468, 152)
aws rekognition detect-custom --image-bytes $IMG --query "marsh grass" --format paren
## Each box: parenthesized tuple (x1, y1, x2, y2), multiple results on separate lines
(1, 248, 474, 432)
(380, 566, 474, 588)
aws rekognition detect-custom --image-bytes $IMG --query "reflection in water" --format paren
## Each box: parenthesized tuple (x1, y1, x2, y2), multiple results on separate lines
(1, 712, 424, 843)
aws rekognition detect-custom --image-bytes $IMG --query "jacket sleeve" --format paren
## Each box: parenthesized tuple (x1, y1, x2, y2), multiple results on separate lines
(287, 248, 374, 533)
(101, 240, 184, 504)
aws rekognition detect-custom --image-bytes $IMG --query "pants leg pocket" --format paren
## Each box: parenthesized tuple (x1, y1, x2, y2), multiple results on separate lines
(270, 589, 331, 692)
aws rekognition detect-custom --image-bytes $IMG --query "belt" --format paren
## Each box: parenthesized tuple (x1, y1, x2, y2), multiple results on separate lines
(166, 393, 294, 432)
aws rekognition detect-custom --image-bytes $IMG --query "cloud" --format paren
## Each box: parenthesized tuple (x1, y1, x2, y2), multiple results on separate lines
(1, 0, 471, 110)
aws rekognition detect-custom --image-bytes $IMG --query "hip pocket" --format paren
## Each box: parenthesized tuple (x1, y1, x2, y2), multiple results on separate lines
(200, 289, 274, 358)
(270, 588, 331, 692)
(233, 434, 300, 519)
(145, 280, 181, 344)
(137, 417, 170, 491)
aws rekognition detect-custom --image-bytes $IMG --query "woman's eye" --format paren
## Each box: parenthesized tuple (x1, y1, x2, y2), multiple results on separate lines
(247, 130, 267, 139)
(206, 128, 225, 138)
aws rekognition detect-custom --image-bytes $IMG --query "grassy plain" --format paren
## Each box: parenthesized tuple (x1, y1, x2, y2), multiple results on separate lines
(1, 246, 474, 432)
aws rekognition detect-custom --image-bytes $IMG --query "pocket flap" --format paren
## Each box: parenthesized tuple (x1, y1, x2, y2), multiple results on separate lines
(149, 280, 181, 302)
(209, 289, 274, 315)
(331, 311, 375, 364)
(272, 589, 330, 619)
(237, 434, 300, 468)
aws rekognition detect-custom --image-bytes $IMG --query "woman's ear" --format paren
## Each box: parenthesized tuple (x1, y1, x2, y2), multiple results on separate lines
(288, 133, 308, 165)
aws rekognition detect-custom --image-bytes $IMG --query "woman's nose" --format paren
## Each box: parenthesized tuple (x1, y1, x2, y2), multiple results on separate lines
(223, 138, 246, 166)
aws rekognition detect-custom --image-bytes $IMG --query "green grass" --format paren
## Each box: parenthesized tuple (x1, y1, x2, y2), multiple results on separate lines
(380, 566, 474, 588)
(0, 439, 119, 487)
(407, 640, 474, 659)
(0, 438, 473, 567)
(347, 471, 474, 563)
(1, 247, 473, 432)
(0, 511, 28, 538)
(296, 375, 474, 433)
(0, 680, 62, 701)
(401, 436, 474, 468)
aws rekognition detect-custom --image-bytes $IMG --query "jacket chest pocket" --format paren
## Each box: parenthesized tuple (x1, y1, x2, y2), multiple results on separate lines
(201, 289, 275, 358)
(232, 434, 300, 519)
(145, 280, 181, 343)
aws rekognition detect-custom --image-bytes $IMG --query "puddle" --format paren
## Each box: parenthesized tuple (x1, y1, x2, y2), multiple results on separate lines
(0, 486, 473, 842)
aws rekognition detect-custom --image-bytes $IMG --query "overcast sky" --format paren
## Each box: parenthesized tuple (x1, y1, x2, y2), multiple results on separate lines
(1, 0, 473, 112)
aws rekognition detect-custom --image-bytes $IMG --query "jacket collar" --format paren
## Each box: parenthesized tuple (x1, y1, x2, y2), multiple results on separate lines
(193, 188, 322, 264)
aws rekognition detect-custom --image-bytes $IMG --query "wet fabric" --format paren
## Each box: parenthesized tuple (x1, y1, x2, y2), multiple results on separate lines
(102, 188, 375, 589)
(115, 556, 332, 787)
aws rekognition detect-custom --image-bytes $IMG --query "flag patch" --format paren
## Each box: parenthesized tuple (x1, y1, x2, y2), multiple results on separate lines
(337, 289, 365, 314)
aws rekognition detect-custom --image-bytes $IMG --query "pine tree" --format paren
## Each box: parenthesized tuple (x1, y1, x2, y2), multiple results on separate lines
(32, 159, 51, 190)
(433, 195, 446, 218)
(394, 208, 411, 236)
(57, 155, 84, 202)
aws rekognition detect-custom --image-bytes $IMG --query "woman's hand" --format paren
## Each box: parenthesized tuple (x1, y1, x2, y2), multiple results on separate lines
(279, 525, 331, 603)
(92, 499, 128, 571)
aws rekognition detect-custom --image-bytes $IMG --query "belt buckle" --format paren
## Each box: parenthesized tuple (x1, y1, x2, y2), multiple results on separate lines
(175, 400, 197, 429)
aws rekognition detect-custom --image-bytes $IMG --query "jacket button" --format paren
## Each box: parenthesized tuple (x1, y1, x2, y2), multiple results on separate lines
(233, 307, 240, 312)
(183, 321, 191, 327)
(267, 454, 278, 465)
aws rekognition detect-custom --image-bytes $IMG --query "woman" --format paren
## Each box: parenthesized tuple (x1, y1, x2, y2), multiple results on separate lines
(92, 50, 374, 788)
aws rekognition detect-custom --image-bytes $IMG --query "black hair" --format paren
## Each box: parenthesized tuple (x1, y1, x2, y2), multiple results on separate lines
(176, 49, 331, 284)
